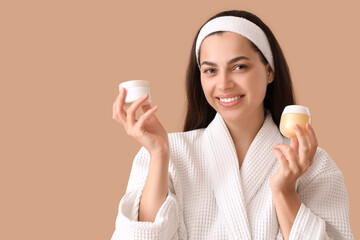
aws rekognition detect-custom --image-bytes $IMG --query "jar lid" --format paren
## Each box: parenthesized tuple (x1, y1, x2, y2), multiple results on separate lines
(282, 105, 311, 116)
(119, 80, 150, 89)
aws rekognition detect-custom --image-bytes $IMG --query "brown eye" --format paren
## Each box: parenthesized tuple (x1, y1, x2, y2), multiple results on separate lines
(235, 65, 247, 70)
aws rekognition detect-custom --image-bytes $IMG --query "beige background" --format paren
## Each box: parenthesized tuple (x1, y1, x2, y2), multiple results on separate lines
(1, 0, 359, 239)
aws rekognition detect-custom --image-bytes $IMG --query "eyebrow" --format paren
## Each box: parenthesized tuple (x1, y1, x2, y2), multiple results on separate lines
(200, 56, 250, 67)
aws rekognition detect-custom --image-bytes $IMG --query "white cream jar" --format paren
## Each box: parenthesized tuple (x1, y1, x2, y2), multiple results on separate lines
(279, 105, 311, 138)
(119, 80, 152, 106)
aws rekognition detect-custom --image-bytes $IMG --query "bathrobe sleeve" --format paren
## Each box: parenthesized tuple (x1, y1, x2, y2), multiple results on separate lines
(110, 146, 182, 240)
(278, 147, 354, 240)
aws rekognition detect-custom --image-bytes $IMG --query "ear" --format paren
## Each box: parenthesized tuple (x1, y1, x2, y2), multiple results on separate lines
(266, 63, 274, 84)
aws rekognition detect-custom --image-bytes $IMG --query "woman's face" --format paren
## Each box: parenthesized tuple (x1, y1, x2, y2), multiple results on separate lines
(199, 31, 274, 123)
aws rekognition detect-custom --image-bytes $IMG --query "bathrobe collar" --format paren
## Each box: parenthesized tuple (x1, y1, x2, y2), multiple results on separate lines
(202, 109, 284, 239)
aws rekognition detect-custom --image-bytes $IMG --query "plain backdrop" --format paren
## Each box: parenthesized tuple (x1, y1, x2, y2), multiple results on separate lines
(1, 0, 359, 239)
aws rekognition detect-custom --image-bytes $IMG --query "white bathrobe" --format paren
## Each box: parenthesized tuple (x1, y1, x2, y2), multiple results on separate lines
(111, 110, 353, 239)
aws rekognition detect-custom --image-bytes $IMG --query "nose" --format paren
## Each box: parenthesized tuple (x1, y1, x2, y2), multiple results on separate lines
(217, 71, 235, 90)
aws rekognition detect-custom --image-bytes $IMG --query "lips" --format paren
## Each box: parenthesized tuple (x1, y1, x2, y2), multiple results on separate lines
(216, 94, 245, 99)
(218, 95, 242, 103)
(216, 95, 245, 107)
(216, 95, 246, 102)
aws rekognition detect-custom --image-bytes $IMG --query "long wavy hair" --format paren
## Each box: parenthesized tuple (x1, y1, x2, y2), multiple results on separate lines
(183, 10, 296, 132)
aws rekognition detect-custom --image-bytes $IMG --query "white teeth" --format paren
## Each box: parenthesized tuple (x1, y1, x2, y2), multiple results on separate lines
(219, 96, 242, 103)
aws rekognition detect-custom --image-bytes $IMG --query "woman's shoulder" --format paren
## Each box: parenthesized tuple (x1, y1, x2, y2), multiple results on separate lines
(133, 129, 206, 162)
(280, 134, 340, 176)
(299, 146, 344, 187)
(166, 128, 206, 159)
(167, 128, 206, 146)
(312, 147, 342, 174)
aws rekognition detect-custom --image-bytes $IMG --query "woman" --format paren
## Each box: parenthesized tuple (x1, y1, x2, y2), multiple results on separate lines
(111, 10, 353, 240)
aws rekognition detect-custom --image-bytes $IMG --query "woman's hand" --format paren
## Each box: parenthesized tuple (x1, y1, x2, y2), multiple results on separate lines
(112, 88, 169, 156)
(270, 123, 318, 194)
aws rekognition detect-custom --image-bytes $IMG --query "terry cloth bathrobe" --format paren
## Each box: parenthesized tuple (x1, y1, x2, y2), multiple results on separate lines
(111, 110, 353, 240)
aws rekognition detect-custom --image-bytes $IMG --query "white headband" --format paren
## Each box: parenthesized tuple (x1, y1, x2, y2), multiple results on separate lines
(195, 16, 275, 72)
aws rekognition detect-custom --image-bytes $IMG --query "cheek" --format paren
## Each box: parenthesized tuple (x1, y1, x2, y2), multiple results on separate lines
(201, 80, 215, 103)
(201, 80, 210, 95)
(246, 73, 268, 98)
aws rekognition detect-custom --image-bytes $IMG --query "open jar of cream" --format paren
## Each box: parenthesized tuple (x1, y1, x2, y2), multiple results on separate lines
(279, 105, 311, 138)
(119, 80, 152, 106)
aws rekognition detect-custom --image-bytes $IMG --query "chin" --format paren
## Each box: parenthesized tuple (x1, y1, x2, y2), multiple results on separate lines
(217, 108, 246, 123)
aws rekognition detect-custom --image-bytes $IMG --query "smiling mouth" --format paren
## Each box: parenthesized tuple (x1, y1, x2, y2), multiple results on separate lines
(216, 95, 245, 103)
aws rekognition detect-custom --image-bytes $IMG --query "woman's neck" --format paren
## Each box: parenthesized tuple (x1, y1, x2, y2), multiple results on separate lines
(224, 108, 266, 164)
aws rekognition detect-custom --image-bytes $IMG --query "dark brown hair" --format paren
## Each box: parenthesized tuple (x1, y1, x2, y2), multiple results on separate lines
(183, 10, 296, 131)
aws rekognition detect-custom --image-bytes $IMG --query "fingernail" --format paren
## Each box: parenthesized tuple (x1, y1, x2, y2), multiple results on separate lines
(294, 124, 300, 130)
(307, 123, 312, 129)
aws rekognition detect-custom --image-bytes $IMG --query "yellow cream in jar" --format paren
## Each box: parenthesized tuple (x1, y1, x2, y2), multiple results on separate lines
(279, 105, 311, 138)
